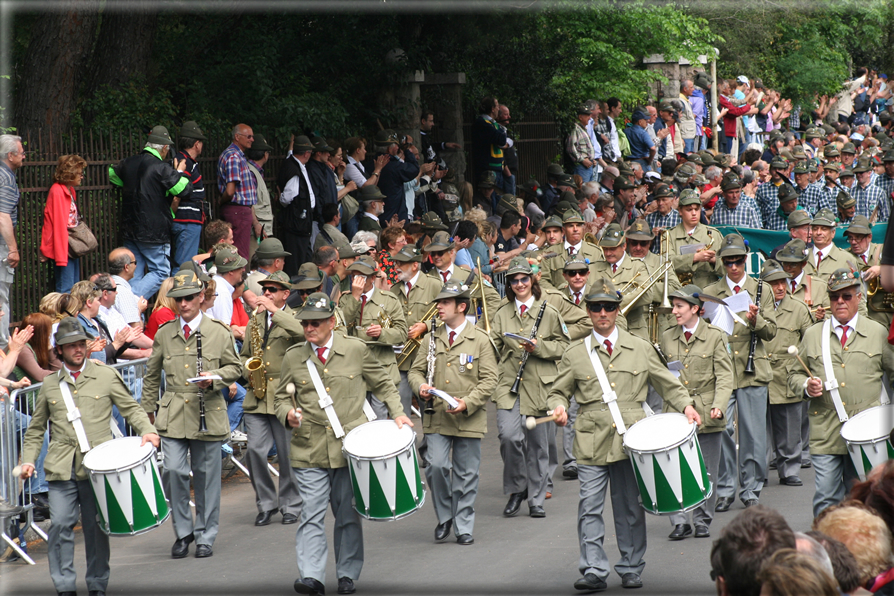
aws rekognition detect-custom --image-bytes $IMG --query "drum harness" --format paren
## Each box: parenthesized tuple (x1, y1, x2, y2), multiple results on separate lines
(583, 336, 653, 436)
(57, 369, 123, 454)
(304, 357, 377, 439)
(820, 318, 851, 422)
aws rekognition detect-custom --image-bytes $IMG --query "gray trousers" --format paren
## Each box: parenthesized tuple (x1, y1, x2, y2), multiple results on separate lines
(645, 385, 663, 414)
(398, 371, 414, 418)
(367, 392, 389, 421)
(294, 467, 363, 582)
(812, 453, 860, 518)
(547, 422, 558, 492)
(769, 402, 803, 480)
(48, 478, 110, 593)
(425, 433, 481, 536)
(669, 431, 721, 529)
(0, 243, 13, 350)
(161, 437, 222, 546)
(578, 461, 646, 580)
(244, 412, 302, 515)
(717, 385, 768, 502)
(801, 402, 812, 464)
(496, 399, 550, 507)
(563, 396, 580, 472)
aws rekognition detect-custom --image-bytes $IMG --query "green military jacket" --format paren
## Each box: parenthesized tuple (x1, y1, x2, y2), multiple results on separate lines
(666, 223, 723, 289)
(539, 242, 603, 290)
(590, 254, 654, 339)
(547, 329, 695, 465)
(702, 276, 778, 387)
(660, 320, 734, 434)
(274, 333, 406, 469)
(427, 265, 501, 328)
(544, 287, 592, 340)
(491, 298, 569, 415)
(855, 243, 893, 329)
(143, 314, 242, 441)
(390, 273, 442, 371)
(358, 215, 383, 234)
(791, 273, 831, 323)
(22, 361, 156, 482)
(339, 286, 408, 384)
(766, 295, 814, 405)
(804, 243, 850, 279)
(788, 315, 894, 454)
(407, 321, 499, 438)
(240, 306, 305, 414)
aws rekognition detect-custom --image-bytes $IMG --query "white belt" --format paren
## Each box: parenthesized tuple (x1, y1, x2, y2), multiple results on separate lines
(58, 372, 91, 453)
(305, 358, 376, 439)
(584, 336, 627, 434)
(820, 319, 849, 422)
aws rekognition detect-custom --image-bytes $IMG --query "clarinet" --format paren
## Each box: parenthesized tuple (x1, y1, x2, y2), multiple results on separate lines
(743, 280, 762, 374)
(424, 318, 439, 415)
(195, 330, 209, 433)
(510, 301, 547, 395)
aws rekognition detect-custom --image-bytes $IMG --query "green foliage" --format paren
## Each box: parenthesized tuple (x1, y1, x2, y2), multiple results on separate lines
(71, 79, 179, 136)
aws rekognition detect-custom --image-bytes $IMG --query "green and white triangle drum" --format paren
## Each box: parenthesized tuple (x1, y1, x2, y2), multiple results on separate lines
(343, 420, 425, 521)
(623, 413, 712, 515)
(82, 437, 171, 536)
(840, 404, 894, 481)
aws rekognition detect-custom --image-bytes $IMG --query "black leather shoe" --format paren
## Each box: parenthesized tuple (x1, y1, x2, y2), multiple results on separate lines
(529, 505, 546, 518)
(714, 496, 733, 512)
(171, 534, 194, 559)
(456, 533, 474, 545)
(563, 468, 579, 480)
(57, 592, 77, 596)
(801, 460, 812, 469)
(435, 519, 452, 542)
(89, 591, 106, 596)
(337, 577, 355, 594)
(195, 544, 213, 558)
(694, 526, 710, 538)
(255, 510, 275, 526)
(574, 573, 607, 592)
(621, 573, 643, 588)
(780, 476, 803, 487)
(668, 524, 692, 540)
(282, 513, 299, 525)
(768, 460, 777, 470)
(294, 577, 325, 595)
(742, 498, 759, 508)
(503, 490, 527, 517)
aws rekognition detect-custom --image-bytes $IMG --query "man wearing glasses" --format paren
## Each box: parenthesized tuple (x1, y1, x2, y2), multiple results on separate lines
(142, 270, 241, 559)
(240, 271, 304, 527)
(0, 134, 23, 350)
(703, 234, 777, 512)
(789, 268, 894, 516)
(217, 123, 260, 261)
(547, 278, 700, 592)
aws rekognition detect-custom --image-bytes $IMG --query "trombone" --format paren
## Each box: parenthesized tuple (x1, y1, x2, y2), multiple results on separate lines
(395, 303, 439, 367)
(620, 261, 674, 317)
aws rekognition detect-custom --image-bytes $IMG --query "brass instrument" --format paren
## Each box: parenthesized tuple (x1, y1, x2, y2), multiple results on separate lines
(866, 268, 894, 312)
(620, 262, 674, 317)
(334, 307, 347, 331)
(617, 272, 642, 294)
(647, 232, 674, 343)
(396, 303, 439, 367)
(377, 309, 393, 329)
(245, 307, 267, 398)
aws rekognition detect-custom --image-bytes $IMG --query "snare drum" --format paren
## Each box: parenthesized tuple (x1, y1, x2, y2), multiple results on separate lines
(623, 413, 712, 515)
(840, 404, 894, 481)
(342, 420, 425, 521)
(82, 437, 170, 536)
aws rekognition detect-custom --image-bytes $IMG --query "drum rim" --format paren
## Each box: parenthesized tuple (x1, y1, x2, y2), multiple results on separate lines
(840, 404, 894, 442)
(355, 491, 426, 521)
(83, 438, 158, 474)
(343, 421, 417, 461)
(624, 419, 698, 455)
(100, 507, 171, 537)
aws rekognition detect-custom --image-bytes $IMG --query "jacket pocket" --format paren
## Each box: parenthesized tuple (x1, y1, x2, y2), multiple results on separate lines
(154, 392, 174, 432)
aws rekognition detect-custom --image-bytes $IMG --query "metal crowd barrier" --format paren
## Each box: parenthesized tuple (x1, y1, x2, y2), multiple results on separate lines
(0, 358, 148, 564)
(492, 270, 507, 298)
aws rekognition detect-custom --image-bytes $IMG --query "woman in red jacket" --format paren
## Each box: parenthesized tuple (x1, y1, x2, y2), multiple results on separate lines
(40, 155, 87, 292)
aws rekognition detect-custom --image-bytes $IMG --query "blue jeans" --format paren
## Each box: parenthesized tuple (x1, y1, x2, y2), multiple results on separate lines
(574, 164, 596, 183)
(224, 383, 245, 432)
(698, 135, 708, 151)
(124, 239, 171, 299)
(170, 222, 202, 269)
(724, 136, 735, 155)
(54, 258, 80, 293)
(683, 138, 695, 153)
(494, 170, 516, 195)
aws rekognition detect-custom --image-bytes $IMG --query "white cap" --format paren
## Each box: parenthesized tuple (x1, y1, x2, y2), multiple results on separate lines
(736, 75, 749, 85)
(850, 133, 865, 142)
(644, 171, 661, 183)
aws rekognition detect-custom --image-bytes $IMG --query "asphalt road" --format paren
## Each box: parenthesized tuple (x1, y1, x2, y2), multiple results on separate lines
(1, 407, 816, 596)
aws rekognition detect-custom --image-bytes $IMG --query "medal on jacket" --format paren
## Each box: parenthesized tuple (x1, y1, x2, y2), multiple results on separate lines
(459, 353, 471, 373)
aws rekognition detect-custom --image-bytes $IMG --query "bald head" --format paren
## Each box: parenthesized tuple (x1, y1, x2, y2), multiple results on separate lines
(108, 248, 135, 279)
(646, 106, 658, 123)
(232, 123, 254, 151)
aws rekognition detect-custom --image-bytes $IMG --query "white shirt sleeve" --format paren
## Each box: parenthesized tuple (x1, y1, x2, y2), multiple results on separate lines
(280, 176, 300, 206)
(345, 163, 368, 187)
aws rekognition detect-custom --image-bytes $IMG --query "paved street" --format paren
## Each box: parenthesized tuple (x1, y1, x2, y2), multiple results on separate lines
(2, 408, 816, 596)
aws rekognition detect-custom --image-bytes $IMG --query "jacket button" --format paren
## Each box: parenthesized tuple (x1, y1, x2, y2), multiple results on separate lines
(609, 364, 613, 368)
(267, 362, 271, 366)
(267, 346, 271, 350)
(733, 334, 738, 338)
(445, 380, 450, 384)
(73, 390, 77, 394)
(841, 383, 845, 387)
(734, 351, 739, 355)
(685, 349, 689, 353)
(185, 399, 189, 403)
(326, 387, 330, 392)
(587, 376, 591, 379)
(446, 363, 451, 367)
(185, 347, 189, 351)
(323, 368, 328, 373)
(302, 380, 307, 384)
(684, 365, 688, 369)
(611, 382, 616, 387)
(841, 364, 845, 368)
(185, 365, 189, 368)
(185, 382, 189, 386)
(684, 381, 689, 385)
(52, 400, 56, 404)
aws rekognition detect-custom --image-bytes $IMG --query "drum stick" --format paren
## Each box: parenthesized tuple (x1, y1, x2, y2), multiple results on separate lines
(11, 465, 21, 477)
(787, 346, 819, 380)
(525, 412, 558, 429)
(286, 382, 301, 427)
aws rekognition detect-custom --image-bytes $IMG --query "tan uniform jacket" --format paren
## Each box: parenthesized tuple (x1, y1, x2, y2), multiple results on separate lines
(590, 256, 655, 338)
(804, 243, 850, 279)
(23, 361, 156, 481)
(547, 329, 694, 465)
(702, 276, 778, 387)
(660, 321, 734, 434)
(666, 223, 723, 289)
(274, 333, 405, 468)
(339, 286, 408, 384)
(791, 273, 831, 323)
(540, 242, 603, 290)
(240, 306, 305, 414)
(427, 266, 501, 328)
(543, 287, 592, 340)
(855, 243, 893, 328)
(143, 316, 242, 441)
(407, 323, 499, 438)
(765, 295, 814, 404)
(640, 250, 682, 337)
(390, 274, 442, 371)
(788, 315, 894, 454)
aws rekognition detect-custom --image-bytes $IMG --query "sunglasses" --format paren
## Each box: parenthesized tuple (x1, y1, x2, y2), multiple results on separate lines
(173, 293, 201, 303)
(300, 320, 323, 328)
(628, 240, 652, 247)
(509, 276, 531, 286)
(722, 257, 746, 267)
(261, 286, 284, 293)
(587, 302, 619, 313)
(829, 292, 856, 302)
(429, 249, 448, 258)
(566, 271, 588, 278)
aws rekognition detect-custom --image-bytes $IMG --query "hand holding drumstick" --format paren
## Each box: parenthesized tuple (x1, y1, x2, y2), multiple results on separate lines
(789, 346, 823, 397)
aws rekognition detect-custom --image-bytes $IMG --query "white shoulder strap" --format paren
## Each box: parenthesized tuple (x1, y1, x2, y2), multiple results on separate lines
(57, 371, 91, 452)
(304, 356, 376, 439)
(820, 319, 849, 422)
(584, 336, 627, 435)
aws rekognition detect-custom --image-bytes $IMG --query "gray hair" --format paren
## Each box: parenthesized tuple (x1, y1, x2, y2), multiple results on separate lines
(795, 532, 835, 578)
(351, 231, 378, 246)
(145, 142, 168, 153)
(630, 161, 643, 173)
(581, 181, 601, 197)
(0, 135, 21, 160)
(705, 165, 722, 179)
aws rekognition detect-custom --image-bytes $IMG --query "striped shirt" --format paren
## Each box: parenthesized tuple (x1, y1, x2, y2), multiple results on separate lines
(851, 182, 886, 221)
(755, 181, 783, 230)
(874, 174, 894, 222)
(710, 199, 762, 228)
(217, 143, 258, 206)
(0, 161, 19, 226)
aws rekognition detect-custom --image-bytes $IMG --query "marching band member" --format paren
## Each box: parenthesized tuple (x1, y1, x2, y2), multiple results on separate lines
(590, 224, 654, 338)
(665, 190, 723, 289)
(539, 210, 603, 290)
(491, 257, 568, 518)
(275, 292, 411, 596)
(843, 215, 891, 330)
(803, 208, 850, 279)
(776, 239, 829, 322)
(423, 231, 500, 325)
(662, 285, 733, 540)
(548, 278, 700, 591)
(409, 280, 498, 545)
(20, 318, 158, 596)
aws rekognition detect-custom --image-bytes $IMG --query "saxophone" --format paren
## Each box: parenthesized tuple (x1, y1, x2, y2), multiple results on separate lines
(245, 310, 267, 398)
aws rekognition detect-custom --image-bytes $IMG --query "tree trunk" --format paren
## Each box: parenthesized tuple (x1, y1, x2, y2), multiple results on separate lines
(13, 0, 99, 135)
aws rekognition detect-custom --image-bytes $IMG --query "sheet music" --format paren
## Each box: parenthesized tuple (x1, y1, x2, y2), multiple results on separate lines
(679, 243, 706, 255)
(702, 302, 736, 335)
(724, 292, 753, 314)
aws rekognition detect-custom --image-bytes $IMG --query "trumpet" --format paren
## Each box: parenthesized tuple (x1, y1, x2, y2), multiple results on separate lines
(620, 261, 674, 317)
(396, 303, 439, 367)
(377, 309, 393, 329)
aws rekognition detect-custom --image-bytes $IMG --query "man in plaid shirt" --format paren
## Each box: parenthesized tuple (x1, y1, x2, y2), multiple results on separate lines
(217, 123, 260, 260)
(873, 150, 894, 221)
(801, 163, 842, 216)
(645, 184, 681, 253)
(711, 175, 762, 228)
(755, 157, 790, 228)
(594, 109, 617, 163)
(852, 157, 886, 221)
(762, 184, 801, 232)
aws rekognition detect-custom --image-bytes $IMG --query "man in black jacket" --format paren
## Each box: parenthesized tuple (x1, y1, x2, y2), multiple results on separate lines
(306, 137, 338, 225)
(109, 125, 193, 298)
(375, 129, 420, 224)
(276, 135, 316, 276)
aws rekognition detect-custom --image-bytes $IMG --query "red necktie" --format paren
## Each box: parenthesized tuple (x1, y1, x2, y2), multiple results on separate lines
(441, 271, 449, 283)
(568, 247, 575, 256)
(603, 339, 613, 356)
(71, 371, 80, 381)
(317, 347, 327, 364)
(816, 252, 823, 268)
(574, 292, 581, 306)
(684, 331, 692, 342)
(612, 264, 617, 273)
(406, 282, 412, 293)
(520, 304, 528, 316)
(448, 331, 455, 346)
(839, 325, 849, 348)
(183, 324, 190, 340)
(861, 254, 868, 264)
(733, 285, 741, 294)
(360, 295, 367, 307)
(791, 281, 797, 294)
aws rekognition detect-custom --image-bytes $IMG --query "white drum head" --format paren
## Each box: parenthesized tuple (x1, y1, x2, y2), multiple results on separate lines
(624, 413, 693, 452)
(83, 437, 154, 472)
(841, 405, 894, 443)
(343, 420, 414, 459)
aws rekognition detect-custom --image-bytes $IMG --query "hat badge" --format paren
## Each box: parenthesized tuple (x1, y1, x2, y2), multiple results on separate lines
(312, 297, 329, 309)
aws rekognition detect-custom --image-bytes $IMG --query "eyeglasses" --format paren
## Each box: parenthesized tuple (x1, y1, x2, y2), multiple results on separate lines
(261, 286, 284, 294)
(844, 235, 867, 243)
(587, 302, 619, 313)
(829, 292, 856, 302)
(300, 320, 323, 328)
(101, 286, 117, 292)
(722, 257, 746, 267)
(173, 293, 201, 303)
(508, 276, 531, 286)
(237, 132, 254, 139)
(566, 271, 588, 278)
